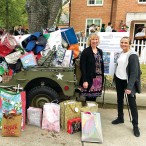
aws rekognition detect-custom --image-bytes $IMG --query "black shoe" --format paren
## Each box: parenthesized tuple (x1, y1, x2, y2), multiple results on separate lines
(133, 127, 140, 137)
(112, 118, 124, 124)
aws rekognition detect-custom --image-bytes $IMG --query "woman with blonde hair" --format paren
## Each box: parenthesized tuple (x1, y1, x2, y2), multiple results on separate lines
(79, 33, 104, 101)
(112, 36, 141, 137)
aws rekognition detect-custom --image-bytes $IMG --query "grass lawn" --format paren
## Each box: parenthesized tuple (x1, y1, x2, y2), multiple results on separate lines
(105, 64, 146, 93)
(141, 64, 146, 92)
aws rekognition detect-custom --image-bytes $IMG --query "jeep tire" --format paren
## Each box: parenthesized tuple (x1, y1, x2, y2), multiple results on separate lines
(27, 86, 59, 108)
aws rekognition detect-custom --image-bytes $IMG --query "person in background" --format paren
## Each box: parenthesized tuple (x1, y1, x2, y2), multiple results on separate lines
(89, 24, 96, 34)
(105, 22, 112, 32)
(79, 33, 104, 101)
(112, 37, 141, 137)
(18, 25, 24, 35)
(112, 26, 117, 32)
(135, 27, 145, 37)
(100, 24, 105, 32)
(14, 26, 20, 36)
(135, 27, 145, 56)
(95, 25, 101, 33)
(118, 24, 127, 32)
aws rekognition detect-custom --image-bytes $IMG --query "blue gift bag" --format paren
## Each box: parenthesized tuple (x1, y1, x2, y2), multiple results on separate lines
(61, 27, 78, 46)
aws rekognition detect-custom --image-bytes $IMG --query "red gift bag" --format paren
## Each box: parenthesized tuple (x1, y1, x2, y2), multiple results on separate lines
(1, 33, 17, 50)
(0, 33, 17, 57)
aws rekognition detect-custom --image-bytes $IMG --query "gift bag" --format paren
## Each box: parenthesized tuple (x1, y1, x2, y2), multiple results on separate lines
(42, 103, 60, 132)
(1, 33, 17, 50)
(20, 51, 37, 68)
(60, 100, 82, 130)
(5, 51, 22, 64)
(81, 112, 103, 143)
(44, 30, 62, 50)
(27, 107, 42, 127)
(81, 101, 98, 113)
(61, 27, 78, 46)
(1, 113, 22, 137)
(21, 91, 26, 130)
(0, 88, 25, 130)
(67, 117, 81, 134)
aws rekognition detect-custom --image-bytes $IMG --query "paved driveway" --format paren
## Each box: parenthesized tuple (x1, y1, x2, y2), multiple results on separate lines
(0, 108, 145, 146)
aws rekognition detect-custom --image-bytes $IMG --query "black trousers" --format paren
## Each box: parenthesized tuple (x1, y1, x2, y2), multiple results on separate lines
(115, 76, 138, 127)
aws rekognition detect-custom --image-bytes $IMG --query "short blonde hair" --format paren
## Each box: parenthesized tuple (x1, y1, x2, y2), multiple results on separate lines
(87, 33, 100, 46)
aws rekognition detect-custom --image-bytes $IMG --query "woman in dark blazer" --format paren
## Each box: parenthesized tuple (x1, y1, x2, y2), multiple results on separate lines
(80, 33, 104, 100)
(112, 36, 141, 137)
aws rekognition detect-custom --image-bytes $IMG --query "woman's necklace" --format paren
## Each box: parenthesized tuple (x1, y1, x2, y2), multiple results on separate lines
(92, 48, 98, 54)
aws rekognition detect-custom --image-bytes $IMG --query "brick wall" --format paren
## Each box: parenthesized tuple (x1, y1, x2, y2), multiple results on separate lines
(70, 0, 146, 33)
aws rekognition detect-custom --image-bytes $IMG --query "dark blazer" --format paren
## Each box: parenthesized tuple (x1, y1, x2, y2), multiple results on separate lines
(126, 54, 141, 95)
(79, 46, 104, 91)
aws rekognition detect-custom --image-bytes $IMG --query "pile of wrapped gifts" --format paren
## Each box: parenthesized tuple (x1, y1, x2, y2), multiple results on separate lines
(0, 27, 80, 83)
(0, 86, 103, 143)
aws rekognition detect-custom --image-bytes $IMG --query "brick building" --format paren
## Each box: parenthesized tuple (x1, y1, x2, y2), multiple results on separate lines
(70, 0, 146, 38)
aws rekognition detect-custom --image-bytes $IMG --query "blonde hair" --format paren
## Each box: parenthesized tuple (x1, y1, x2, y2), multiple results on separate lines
(120, 36, 131, 45)
(87, 33, 100, 46)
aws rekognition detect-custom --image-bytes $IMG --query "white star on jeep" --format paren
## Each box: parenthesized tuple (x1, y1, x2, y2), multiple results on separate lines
(56, 73, 64, 80)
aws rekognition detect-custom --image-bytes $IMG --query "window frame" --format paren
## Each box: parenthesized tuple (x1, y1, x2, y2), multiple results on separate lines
(87, 0, 104, 6)
(138, 0, 146, 4)
(85, 18, 102, 36)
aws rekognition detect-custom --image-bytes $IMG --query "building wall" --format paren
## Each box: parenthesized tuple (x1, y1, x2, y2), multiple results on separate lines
(70, 0, 146, 33)
(70, 0, 113, 33)
(114, 0, 146, 30)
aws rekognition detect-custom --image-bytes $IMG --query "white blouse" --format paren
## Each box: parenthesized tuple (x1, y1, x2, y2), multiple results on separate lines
(116, 52, 129, 80)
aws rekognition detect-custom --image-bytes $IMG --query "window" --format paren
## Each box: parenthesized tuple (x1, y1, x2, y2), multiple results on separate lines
(86, 18, 101, 36)
(87, 0, 103, 6)
(138, 0, 146, 3)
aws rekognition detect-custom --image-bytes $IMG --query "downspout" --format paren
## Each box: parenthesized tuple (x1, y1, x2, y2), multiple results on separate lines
(69, 0, 71, 27)
(110, 0, 114, 23)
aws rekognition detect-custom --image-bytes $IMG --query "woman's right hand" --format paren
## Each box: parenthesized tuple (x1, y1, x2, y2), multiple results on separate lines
(83, 82, 88, 89)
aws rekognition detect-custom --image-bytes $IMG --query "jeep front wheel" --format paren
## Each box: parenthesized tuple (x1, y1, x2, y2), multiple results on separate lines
(27, 86, 59, 108)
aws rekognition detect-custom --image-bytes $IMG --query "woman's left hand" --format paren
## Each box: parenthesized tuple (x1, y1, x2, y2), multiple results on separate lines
(125, 89, 131, 95)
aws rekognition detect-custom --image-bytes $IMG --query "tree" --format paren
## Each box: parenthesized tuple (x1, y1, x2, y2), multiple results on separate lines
(0, 0, 27, 30)
(26, 0, 62, 33)
(55, 0, 69, 26)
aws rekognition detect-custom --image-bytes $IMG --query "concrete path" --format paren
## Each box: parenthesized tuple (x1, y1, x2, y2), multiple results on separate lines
(97, 90, 146, 109)
(0, 108, 145, 146)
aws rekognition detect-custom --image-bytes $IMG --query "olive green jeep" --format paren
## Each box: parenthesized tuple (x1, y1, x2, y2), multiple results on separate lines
(0, 66, 79, 108)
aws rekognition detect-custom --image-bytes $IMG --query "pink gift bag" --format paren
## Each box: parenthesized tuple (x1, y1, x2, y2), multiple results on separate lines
(42, 103, 60, 132)
(27, 107, 42, 127)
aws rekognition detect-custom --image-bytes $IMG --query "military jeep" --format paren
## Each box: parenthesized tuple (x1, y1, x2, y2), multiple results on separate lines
(0, 66, 77, 108)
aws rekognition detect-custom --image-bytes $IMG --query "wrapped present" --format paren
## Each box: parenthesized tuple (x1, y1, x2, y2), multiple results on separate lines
(67, 117, 81, 134)
(61, 27, 78, 46)
(27, 107, 42, 127)
(42, 103, 60, 132)
(38, 46, 56, 67)
(60, 100, 82, 130)
(68, 44, 79, 59)
(81, 101, 98, 113)
(1, 113, 22, 137)
(20, 51, 37, 68)
(81, 112, 103, 143)
(61, 50, 73, 67)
